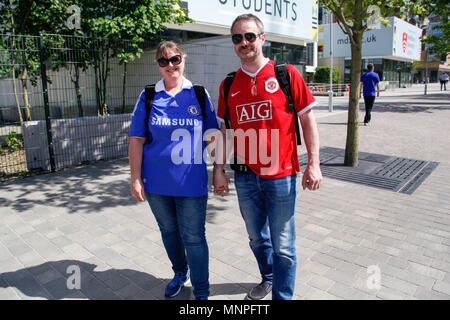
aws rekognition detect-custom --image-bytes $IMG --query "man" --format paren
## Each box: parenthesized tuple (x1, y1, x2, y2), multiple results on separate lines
(440, 72, 449, 91)
(212, 14, 322, 300)
(360, 63, 380, 126)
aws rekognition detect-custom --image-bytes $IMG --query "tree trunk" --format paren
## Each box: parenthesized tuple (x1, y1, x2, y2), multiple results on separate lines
(344, 35, 363, 167)
(101, 48, 110, 115)
(12, 65, 23, 124)
(72, 65, 83, 117)
(9, 14, 23, 125)
(94, 62, 101, 116)
(121, 62, 127, 114)
(20, 67, 32, 121)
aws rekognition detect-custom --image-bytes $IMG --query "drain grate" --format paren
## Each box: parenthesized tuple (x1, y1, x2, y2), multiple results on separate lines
(299, 147, 438, 194)
(374, 158, 427, 180)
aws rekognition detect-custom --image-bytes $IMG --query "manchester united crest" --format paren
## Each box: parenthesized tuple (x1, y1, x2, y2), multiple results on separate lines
(265, 78, 279, 93)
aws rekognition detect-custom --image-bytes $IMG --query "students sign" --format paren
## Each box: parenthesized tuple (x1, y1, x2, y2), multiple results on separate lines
(184, 0, 318, 41)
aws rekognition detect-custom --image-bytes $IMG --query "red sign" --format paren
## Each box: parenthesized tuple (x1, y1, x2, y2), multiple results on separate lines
(402, 33, 408, 53)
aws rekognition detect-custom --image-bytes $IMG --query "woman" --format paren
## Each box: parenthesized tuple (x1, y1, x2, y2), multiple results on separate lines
(128, 41, 228, 300)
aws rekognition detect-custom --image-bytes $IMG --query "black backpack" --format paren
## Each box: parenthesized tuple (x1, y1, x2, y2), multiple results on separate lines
(222, 62, 302, 173)
(143, 84, 207, 144)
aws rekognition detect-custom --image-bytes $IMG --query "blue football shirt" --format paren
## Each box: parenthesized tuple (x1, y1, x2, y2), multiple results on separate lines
(360, 71, 380, 96)
(129, 78, 219, 197)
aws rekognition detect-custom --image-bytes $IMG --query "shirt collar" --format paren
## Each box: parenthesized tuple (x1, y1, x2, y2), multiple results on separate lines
(240, 58, 270, 78)
(155, 77, 193, 93)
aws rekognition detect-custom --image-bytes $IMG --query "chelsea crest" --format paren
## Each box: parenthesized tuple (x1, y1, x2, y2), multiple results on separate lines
(188, 105, 200, 116)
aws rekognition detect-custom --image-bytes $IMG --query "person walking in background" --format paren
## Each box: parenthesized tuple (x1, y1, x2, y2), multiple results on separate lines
(360, 63, 380, 126)
(440, 72, 449, 91)
(128, 41, 226, 300)
(214, 14, 322, 300)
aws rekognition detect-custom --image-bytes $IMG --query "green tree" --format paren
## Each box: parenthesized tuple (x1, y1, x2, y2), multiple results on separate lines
(314, 66, 341, 84)
(69, 0, 192, 116)
(319, 0, 421, 167)
(0, 0, 71, 121)
(1, 0, 191, 118)
(421, 0, 450, 60)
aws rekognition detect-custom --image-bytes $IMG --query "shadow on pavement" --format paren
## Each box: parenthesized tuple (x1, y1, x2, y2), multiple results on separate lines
(0, 159, 136, 213)
(0, 260, 256, 300)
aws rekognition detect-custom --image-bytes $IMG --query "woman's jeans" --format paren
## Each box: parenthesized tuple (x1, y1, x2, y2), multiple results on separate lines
(146, 193, 209, 298)
(234, 171, 298, 300)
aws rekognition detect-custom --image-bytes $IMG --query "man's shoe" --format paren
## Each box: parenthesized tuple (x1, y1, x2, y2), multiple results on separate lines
(246, 281, 272, 300)
(165, 270, 190, 298)
(364, 122, 370, 126)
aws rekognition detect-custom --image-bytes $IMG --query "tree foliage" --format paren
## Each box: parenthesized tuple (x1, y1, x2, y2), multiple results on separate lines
(66, 0, 192, 115)
(314, 66, 341, 84)
(0, 0, 71, 121)
(421, 0, 450, 59)
(0, 0, 192, 117)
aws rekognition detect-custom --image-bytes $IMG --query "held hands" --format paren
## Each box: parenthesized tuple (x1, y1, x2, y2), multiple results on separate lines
(302, 164, 323, 191)
(131, 178, 146, 202)
(213, 166, 230, 197)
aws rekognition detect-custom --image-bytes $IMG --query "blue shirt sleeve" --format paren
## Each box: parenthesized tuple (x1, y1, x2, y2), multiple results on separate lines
(128, 90, 148, 141)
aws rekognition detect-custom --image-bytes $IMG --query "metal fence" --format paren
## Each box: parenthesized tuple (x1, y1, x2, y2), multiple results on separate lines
(0, 33, 239, 181)
(306, 83, 350, 96)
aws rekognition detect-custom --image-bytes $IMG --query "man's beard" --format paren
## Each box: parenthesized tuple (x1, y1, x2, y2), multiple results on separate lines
(237, 45, 258, 61)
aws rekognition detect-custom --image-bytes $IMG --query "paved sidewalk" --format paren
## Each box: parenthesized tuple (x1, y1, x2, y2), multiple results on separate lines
(0, 83, 449, 300)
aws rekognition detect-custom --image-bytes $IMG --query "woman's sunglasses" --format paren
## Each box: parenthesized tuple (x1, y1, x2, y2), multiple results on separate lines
(231, 32, 262, 45)
(157, 55, 182, 67)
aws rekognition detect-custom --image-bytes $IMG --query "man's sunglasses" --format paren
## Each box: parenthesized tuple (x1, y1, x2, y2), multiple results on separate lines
(157, 55, 182, 67)
(231, 32, 262, 45)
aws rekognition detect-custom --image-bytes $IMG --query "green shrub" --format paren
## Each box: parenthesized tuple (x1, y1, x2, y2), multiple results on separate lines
(314, 66, 341, 84)
(6, 131, 22, 152)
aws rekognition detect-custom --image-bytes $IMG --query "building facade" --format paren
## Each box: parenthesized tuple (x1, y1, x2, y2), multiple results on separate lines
(164, 0, 319, 76)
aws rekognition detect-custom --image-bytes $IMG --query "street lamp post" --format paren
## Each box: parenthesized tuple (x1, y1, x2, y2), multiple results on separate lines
(424, 46, 429, 95)
(424, 18, 431, 95)
(328, 13, 333, 112)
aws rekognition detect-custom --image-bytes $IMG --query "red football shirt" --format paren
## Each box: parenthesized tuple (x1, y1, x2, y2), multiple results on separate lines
(217, 59, 317, 179)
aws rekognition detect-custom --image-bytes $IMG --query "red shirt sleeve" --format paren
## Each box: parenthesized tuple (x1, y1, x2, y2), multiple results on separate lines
(288, 65, 317, 115)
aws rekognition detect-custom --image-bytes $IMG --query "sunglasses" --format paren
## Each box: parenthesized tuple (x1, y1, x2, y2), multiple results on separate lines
(157, 55, 182, 67)
(231, 32, 262, 45)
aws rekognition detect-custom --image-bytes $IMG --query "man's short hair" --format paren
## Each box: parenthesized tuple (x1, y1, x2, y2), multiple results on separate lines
(367, 63, 374, 71)
(230, 14, 264, 34)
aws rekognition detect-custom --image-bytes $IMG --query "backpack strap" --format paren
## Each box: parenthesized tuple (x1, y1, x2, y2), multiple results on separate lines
(144, 84, 156, 145)
(193, 85, 207, 127)
(274, 62, 302, 146)
(222, 71, 250, 174)
(144, 84, 208, 143)
(223, 71, 236, 130)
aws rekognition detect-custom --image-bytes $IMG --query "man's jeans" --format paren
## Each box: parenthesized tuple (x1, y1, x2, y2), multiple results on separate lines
(363, 95, 376, 124)
(147, 193, 209, 298)
(234, 171, 298, 300)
